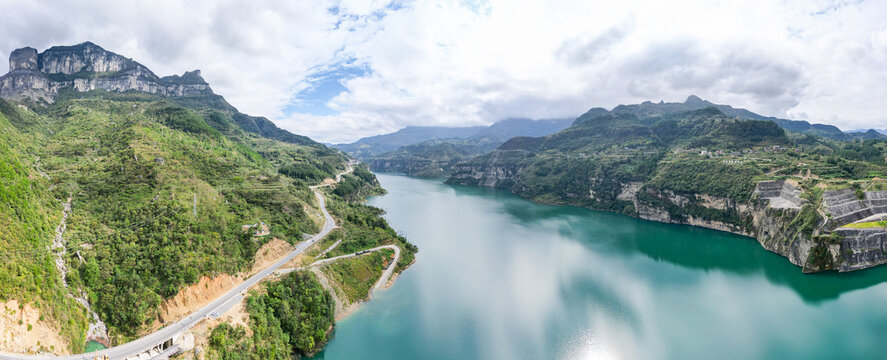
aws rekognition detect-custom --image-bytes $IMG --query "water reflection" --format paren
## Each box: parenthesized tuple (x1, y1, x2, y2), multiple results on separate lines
(313, 174, 887, 360)
(478, 184, 887, 303)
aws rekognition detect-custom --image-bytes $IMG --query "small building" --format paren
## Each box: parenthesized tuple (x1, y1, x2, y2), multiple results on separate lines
(242, 222, 271, 237)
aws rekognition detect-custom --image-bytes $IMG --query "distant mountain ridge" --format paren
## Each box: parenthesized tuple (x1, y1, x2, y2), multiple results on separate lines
(848, 128, 887, 135)
(334, 125, 486, 158)
(607, 95, 885, 140)
(339, 118, 573, 177)
(334, 118, 573, 159)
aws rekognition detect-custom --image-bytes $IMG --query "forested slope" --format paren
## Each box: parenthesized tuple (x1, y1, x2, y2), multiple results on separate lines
(0, 91, 415, 353)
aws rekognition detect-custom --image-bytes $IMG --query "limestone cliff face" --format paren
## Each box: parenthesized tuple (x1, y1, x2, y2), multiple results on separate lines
(447, 150, 528, 188)
(835, 228, 887, 271)
(450, 157, 887, 272)
(368, 158, 454, 178)
(38, 42, 134, 75)
(0, 42, 212, 103)
(10, 47, 39, 71)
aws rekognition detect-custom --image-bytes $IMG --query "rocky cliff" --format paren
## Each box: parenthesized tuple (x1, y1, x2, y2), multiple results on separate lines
(450, 156, 887, 272)
(445, 100, 887, 273)
(368, 158, 453, 178)
(448, 149, 530, 188)
(0, 42, 211, 103)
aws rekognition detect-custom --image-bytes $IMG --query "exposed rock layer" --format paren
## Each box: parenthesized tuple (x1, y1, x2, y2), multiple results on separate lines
(0, 42, 211, 103)
(450, 161, 887, 272)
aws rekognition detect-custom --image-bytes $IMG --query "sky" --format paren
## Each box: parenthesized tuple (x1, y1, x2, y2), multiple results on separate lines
(1, 0, 886, 143)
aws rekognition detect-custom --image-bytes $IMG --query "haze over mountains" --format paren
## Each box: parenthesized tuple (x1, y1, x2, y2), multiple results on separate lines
(332, 95, 885, 178)
(332, 118, 573, 177)
(333, 117, 573, 158)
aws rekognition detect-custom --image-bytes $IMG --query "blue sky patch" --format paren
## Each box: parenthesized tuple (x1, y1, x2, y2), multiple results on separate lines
(283, 60, 371, 117)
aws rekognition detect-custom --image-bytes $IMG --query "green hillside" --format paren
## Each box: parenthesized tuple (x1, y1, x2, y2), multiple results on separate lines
(0, 102, 90, 351)
(0, 90, 415, 352)
(449, 106, 887, 220)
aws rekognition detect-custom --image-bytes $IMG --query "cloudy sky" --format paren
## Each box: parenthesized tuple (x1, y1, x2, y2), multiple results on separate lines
(2, 0, 886, 142)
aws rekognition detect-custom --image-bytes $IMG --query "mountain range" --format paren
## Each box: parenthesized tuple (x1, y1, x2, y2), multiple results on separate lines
(0, 42, 415, 356)
(445, 99, 887, 273)
(334, 118, 573, 177)
(333, 117, 574, 158)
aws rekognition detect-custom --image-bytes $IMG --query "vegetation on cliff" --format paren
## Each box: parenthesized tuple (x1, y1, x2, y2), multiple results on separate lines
(447, 100, 887, 260)
(0, 105, 90, 351)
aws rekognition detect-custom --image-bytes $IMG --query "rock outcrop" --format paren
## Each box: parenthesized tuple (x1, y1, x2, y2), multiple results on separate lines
(448, 150, 529, 188)
(0, 42, 212, 103)
(449, 153, 887, 272)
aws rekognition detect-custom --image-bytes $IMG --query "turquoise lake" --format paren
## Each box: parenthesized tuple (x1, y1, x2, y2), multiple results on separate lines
(311, 174, 887, 359)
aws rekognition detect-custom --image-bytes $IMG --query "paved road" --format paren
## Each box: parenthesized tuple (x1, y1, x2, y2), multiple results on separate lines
(277, 244, 401, 293)
(309, 245, 399, 268)
(0, 167, 349, 360)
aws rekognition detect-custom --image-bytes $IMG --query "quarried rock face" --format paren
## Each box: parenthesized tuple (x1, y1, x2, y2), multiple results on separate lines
(835, 228, 887, 272)
(0, 42, 213, 103)
(753, 180, 805, 209)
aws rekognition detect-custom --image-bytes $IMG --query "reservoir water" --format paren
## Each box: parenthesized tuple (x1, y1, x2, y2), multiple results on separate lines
(311, 174, 887, 359)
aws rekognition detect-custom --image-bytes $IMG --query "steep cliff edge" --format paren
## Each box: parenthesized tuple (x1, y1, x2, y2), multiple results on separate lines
(451, 156, 886, 272)
(447, 101, 887, 272)
(0, 42, 211, 103)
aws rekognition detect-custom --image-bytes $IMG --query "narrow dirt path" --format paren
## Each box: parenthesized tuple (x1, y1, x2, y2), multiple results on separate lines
(315, 239, 342, 259)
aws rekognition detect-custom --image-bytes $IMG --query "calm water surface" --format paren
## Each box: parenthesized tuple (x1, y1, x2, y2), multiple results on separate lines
(311, 174, 887, 360)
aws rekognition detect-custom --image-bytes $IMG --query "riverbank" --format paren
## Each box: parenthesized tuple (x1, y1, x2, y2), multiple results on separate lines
(311, 173, 887, 359)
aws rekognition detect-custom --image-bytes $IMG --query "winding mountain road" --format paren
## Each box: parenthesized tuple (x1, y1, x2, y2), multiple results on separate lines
(283, 244, 401, 292)
(0, 166, 352, 360)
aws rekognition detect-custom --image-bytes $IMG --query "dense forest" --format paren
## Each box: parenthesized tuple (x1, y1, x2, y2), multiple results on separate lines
(206, 271, 335, 359)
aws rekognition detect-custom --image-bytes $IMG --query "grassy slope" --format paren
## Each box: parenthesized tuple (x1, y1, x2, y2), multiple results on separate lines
(322, 249, 394, 304)
(843, 220, 887, 228)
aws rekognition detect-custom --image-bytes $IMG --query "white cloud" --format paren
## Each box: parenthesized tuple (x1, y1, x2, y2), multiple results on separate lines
(2, 0, 886, 142)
